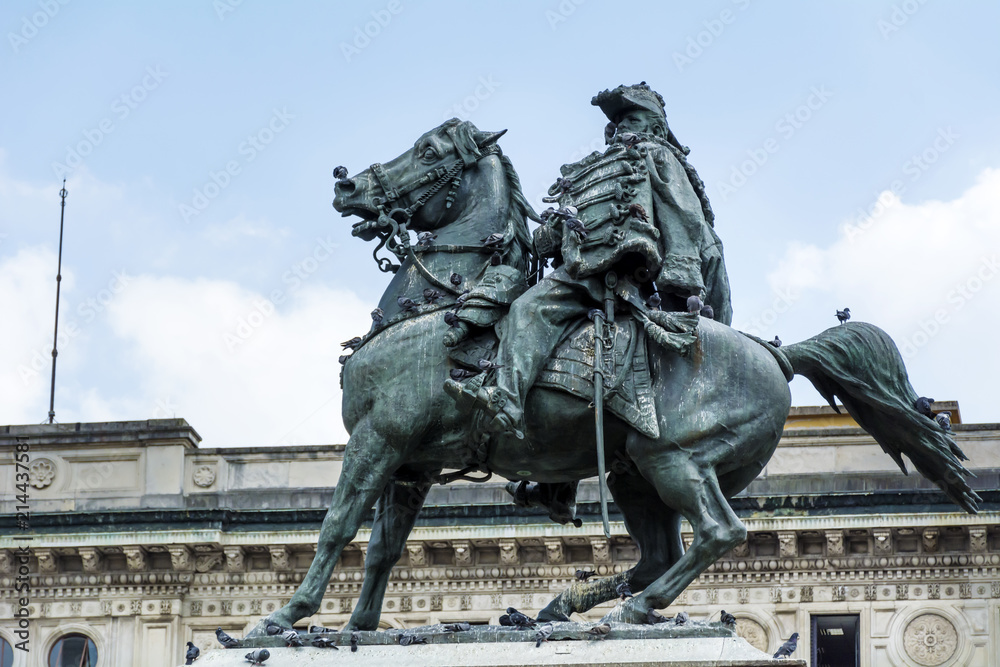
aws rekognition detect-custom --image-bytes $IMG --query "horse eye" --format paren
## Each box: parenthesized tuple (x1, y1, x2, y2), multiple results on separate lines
(422, 147, 438, 160)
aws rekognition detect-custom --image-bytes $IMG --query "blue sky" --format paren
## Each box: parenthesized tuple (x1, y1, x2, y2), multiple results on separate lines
(2, 1, 999, 446)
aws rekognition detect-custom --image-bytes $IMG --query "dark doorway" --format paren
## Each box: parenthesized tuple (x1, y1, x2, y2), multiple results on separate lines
(811, 614, 860, 667)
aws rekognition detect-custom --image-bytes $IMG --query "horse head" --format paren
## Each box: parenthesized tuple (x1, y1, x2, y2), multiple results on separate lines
(333, 119, 507, 236)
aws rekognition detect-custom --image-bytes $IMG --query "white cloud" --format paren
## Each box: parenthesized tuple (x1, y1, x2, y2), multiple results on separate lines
(202, 213, 290, 244)
(766, 167, 1000, 423)
(101, 275, 370, 446)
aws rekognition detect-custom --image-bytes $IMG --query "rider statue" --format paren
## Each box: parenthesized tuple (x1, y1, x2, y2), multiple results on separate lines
(447, 82, 732, 436)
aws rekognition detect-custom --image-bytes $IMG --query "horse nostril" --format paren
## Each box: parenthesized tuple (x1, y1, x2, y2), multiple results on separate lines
(335, 179, 357, 195)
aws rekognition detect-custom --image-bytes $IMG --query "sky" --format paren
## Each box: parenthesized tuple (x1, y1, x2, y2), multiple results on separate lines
(1, 1, 998, 447)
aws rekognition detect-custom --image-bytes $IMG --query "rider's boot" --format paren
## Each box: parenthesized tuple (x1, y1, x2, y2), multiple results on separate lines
(442, 321, 471, 347)
(443, 378, 525, 439)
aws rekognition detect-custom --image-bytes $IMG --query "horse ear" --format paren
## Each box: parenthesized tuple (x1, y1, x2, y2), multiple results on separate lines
(473, 129, 507, 148)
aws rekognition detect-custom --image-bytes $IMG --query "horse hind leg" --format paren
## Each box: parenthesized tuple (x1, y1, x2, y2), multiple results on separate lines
(537, 470, 683, 622)
(605, 460, 747, 624)
(348, 477, 434, 631)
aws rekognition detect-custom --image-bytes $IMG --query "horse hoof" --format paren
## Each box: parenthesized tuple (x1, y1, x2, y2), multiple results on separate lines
(600, 599, 648, 626)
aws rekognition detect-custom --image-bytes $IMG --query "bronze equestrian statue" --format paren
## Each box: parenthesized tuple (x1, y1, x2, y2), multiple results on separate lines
(258, 83, 978, 633)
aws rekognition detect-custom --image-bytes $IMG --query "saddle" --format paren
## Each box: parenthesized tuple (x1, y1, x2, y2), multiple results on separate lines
(448, 315, 661, 439)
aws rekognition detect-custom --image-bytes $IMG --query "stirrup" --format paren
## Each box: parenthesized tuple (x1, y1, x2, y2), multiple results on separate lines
(443, 378, 524, 439)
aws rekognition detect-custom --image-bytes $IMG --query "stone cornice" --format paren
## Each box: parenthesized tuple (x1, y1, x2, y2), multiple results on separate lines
(1, 419, 201, 448)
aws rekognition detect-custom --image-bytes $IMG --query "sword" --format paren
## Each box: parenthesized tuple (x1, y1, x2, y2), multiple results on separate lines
(588, 271, 618, 539)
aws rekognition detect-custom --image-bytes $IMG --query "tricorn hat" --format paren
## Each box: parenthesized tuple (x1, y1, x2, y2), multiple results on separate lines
(592, 82, 666, 124)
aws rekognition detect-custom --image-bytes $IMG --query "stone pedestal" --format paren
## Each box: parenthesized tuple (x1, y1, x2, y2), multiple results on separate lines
(190, 638, 804, 666)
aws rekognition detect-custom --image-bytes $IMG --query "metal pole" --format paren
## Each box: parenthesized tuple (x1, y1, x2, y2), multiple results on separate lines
(47, 180, 68, 424)
(590, 271, 618, 539)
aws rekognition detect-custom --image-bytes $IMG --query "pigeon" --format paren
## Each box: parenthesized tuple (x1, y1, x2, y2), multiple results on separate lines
(338, 354, 350, 365)
(629, 203, 649, 222)
(449, 272, 463, 287)
(554, 205, 578, 219)
(720, 609, 737, 628)
(540, 207, 555, 221)
(416, 232, 437, 247)
(341, 336, 362, 350)
(397, 296, 418, 313)
(686, 295, 703, 314)
(216, 628, 240, 649)
(555, 177, 573, 192)
(443, 622, 471, 632)
(481, 233, 505, 248)
(185, 641, 200, 665)
(646, 293, 661, 310)
(534, 622, 554, 647)
(309, 625, 335, 634)
(311, 636, 338, 649)
(616, 581, 633, 600)
(915, 396, 935, 418)
(619, 132, 640, 147)
(478, 358, 503, 371)
(506, 607, 535, 629)
(449, 368, 480, 381)
(773, 632, 799, 659)
(647, 608, 670, 625)
(282, 629, 303, 647)
(673, 611, 689, 626)
(333, 165, 348, 180)
(398, 633, 428, 646)
(769, 335, 782, 348)
(444, 311, 461, 327)
(244, 648, 270, 665)
(604, 122, 618, 144)
(371, 308, 384, 328)
(498, 614, 513, 626)
(586, 622, 611, 637)
(423, 288, 443, 303)
(565, 217, 588, 240)
(574, 569, 598, 581)
(350, 631, 360, 652)
(455, 291, 471, 306)
(700, 304, 714, 319)
(264, 623, 284, 636)
(836, 307, 851, 324)
(490, 251, 503, 266)
(936, 411, 953, 431)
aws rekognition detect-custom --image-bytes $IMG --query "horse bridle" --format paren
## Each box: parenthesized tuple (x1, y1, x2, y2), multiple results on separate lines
(353, 143, 502, 285)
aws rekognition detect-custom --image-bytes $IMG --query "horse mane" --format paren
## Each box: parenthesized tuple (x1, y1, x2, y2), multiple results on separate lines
(497, 151, 539, 274)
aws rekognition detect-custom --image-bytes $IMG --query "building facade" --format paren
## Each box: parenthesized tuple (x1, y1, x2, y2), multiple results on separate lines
(1, 404, 998, 666)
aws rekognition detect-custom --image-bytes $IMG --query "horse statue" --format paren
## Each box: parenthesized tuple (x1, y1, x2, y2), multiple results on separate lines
(261, 118, 979, 632)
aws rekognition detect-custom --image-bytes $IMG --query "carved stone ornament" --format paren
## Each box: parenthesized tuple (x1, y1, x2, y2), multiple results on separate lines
(922, 527, 939, 552)
(224, 546, 246, 572)
(777, 531, 798, 558)
(452, 541, 473, 566)
(544, 538, 565, 564)
(590, 537, 611, 564)
(498, 540, 519, 565)
(873, 528, 892, 555)
(78, 547, 102, 573)
(195, 552, 223, 573)
(193, 465, 217, 488)
(29, 458, 56, 489)
(269, 546, 291, 570)
(735, 618, 768, 653)
(123, 546, 147, 572)
(34, 548, 57, 573)
(825, 530, 845, 557)
(406, 543, 428, 567)
(968, 526, 986, 553)
(903, 613, 958, 666)
(168, 545, 193, 571)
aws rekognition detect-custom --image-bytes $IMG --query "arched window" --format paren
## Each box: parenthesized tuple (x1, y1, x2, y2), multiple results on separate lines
(1, 637, 14, 667)
(48, 634, 97, 667)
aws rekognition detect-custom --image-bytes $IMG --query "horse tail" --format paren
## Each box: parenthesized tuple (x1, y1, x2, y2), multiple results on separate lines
(781, 322, 980, 514)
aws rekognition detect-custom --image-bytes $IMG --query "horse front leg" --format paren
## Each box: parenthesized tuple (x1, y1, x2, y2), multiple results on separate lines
(348, 477, 434, 630)
(265, 418, 404, 630)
